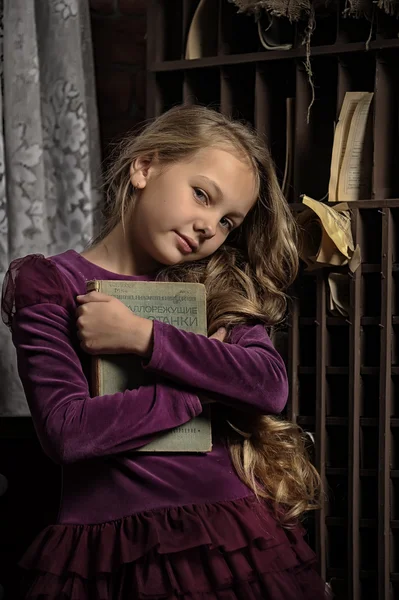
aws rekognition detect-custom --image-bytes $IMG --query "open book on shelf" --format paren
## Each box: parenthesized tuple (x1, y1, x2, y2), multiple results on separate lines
(328, 91, 374, 202)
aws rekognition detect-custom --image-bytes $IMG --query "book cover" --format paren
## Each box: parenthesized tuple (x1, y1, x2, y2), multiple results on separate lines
(86, 280, 212, 453)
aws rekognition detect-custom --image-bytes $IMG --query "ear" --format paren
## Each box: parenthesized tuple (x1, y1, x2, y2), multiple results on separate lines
(129, 155, 156, 189)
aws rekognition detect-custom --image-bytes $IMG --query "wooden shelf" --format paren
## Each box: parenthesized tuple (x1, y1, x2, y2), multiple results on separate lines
(150, 38, 399, 72)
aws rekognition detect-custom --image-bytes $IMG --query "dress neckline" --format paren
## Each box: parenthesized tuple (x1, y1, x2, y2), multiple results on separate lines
(67, 250, 155, 281)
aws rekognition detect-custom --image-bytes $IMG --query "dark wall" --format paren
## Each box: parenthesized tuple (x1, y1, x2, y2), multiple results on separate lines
(90, 0, 147, 159)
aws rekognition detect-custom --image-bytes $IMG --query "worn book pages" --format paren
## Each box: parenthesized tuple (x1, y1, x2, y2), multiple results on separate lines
(87, 280, 211, 453)
(337, 92, 373, 201)
(185, 0, 218, 60)
(328, 92, 373, 202)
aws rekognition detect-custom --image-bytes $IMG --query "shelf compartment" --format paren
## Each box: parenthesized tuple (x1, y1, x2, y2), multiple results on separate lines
(326, 424, 348, 469)
(161, 0, 184, 61)
(183, 67, 220, 108)
(254, 62, 295, 196)
(218, 0, 259, 56)
(358, 208, 383, 264)
(299, 323, 317, 367)
(360, 425, 379, 470)
(392, 427, 399, 470)
(337, 0, 375, 44)
(293, 57, 337, 201)
(360, 475, 378, 519)
(376, 7, 399, 41)
(296, 3, 338, 47)
(327, 524, 347, 569)
(372, 50, 399, 200)
(327, 325, 349, 368)
(326, 373, 349, 417)
(295, 273, 317, 317)
(360, 527, 378, 571)
(155, 72, 184, 114)
(297, 372, 316, 417)
(361, 273, 382, 317)
(219, 64, 255, 125)
(360, 373, 380, 418)
(325, 473, 348, 518)
(360, 578, 378, 600)
(361, 324, 381, 368)
(391, 374, 399, 417)
(392, 528, 399, 576)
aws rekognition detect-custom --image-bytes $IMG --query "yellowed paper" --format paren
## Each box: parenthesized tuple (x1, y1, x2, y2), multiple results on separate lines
(296, 195, 360, 272)
(337, 92, 374, 201)
(185, 0, 218, 60)
(328, 92, 372, 202)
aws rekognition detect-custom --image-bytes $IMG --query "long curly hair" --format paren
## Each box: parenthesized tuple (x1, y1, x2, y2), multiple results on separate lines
(95, 105, 321, 524)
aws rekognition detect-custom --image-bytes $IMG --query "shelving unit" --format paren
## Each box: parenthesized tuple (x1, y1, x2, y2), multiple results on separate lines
(147, 2, 399, 598)
(289, 205, 399, 600)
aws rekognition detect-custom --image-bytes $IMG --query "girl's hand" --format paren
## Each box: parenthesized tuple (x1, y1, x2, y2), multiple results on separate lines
(209, 327, 227, 343)
(76, 292, 153, 357)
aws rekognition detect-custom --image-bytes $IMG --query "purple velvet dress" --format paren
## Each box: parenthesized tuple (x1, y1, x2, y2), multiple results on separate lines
(1, 250, 328, 599)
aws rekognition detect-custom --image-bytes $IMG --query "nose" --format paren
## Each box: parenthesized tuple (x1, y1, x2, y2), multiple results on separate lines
(194, 220, 216, 239)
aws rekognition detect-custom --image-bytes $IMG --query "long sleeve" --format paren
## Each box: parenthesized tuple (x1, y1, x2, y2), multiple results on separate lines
(12, 303, 202, 465)
(144, 320, 288, 415)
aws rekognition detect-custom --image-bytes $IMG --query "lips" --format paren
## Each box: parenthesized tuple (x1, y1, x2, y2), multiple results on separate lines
(175, 232, 199, 253)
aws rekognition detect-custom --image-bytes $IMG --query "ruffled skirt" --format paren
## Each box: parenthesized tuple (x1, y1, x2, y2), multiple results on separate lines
(18, 495, 329, 599)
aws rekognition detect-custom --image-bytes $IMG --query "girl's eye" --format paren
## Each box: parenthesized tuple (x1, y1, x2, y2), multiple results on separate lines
(220, 217, 234, 231)
(193, 188, 208, 203)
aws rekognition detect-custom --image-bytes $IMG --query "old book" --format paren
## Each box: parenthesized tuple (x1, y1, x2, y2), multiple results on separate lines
(337, 92, 373, 201)
(86, 279, 211, 453)
(185, 0, 218, 60)
(328, 91, 374, 202)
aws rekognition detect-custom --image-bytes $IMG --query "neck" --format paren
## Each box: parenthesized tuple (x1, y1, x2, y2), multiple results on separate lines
(82, 223, 158, 277)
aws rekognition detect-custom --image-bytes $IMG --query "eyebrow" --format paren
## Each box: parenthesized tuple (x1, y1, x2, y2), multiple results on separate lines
(197, 175, 246, 220)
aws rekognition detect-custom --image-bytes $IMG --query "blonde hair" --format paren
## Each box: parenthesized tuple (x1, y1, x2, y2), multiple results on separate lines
(96, 105, 321, 524)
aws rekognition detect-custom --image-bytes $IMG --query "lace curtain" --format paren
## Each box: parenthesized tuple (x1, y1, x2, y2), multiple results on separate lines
(0, 0, 102, 415)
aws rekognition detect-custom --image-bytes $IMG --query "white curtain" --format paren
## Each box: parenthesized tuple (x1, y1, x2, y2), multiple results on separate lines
(0, 0, 102, 415)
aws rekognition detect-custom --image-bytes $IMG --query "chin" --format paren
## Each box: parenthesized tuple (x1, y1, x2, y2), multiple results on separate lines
(153, 253, 184, 267)
(151, 247, 188, 267)
(159, 259, 182, 267)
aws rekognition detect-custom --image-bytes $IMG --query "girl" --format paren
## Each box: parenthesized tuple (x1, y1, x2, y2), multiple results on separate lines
(2, 105, 328, 599)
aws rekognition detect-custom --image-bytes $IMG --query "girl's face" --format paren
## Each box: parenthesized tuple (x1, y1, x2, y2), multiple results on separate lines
(127, 146, 257, 272)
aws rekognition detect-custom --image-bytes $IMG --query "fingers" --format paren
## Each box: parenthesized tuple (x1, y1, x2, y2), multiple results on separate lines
(209, 327, 227, 342)
(76, 292, 111, 304)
